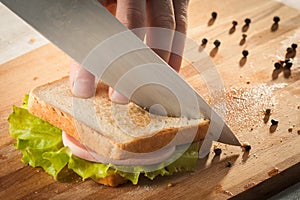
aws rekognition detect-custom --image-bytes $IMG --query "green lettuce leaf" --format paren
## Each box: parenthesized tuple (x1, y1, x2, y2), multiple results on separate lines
(8, 97, 199, 185)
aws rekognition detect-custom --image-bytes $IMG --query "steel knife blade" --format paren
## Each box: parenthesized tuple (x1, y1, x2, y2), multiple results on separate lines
(1, 0, 240, 146)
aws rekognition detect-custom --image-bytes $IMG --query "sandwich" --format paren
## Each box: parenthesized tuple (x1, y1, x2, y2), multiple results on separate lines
(8, 77, 210, 187)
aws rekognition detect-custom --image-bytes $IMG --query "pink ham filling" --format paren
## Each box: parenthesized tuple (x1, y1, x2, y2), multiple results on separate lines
(62, 131, 175, 166)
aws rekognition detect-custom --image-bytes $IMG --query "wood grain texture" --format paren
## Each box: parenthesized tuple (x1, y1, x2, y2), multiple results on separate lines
(1, 0, 300, 199)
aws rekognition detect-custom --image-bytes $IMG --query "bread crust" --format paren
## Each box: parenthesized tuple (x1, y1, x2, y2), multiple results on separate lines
(97, 174, 127, 187)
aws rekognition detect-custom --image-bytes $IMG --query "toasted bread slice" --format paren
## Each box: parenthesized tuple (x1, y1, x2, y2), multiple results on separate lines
(28, 77, 209, 160)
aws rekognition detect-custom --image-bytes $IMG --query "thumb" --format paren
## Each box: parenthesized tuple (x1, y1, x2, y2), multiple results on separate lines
(70, 60, 95, 98)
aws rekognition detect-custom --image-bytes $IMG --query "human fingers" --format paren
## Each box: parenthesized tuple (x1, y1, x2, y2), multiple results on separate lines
(116, 0, 146, 39)
(146, 0, 175, 63)
(108, 0, 146, 103)
(97, 0, 117, 15)
(108, 87, 129, 104)
(69, 60, 95, 98)
(168, 0, 189, 72)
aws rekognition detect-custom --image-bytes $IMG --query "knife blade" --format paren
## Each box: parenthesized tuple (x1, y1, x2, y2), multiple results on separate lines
(1, 0, 241, 146)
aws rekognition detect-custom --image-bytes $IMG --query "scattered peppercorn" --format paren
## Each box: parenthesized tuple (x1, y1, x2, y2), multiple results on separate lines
(271, 119, 279, 125)
(286, 47, 293, 54)
(288, 127, 293, 132)
(285, 62, 293, 69)
(297, 129, 300, 135)
(274, 62, 281, 69)
(245, 18, 251, 25)
(244, 145, 251, 151)
(202, 38, 208, 45)
(273, 16, 280, 23)
(241, 142, 251, 152)
(265, 108, 271, 115)
(226, 161, 232, 167)
(211, 12, 218, 19)
(291, 43, 298, 50)
(232, 21, 238, 26)
(213, 40, 221, 47)
(242, 50, 249, 57)
(214, 147, 222, 156)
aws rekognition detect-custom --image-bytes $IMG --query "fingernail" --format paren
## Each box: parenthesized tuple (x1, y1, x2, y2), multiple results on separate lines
(72, 79, 95, 98)
(111, 90, 129, 104)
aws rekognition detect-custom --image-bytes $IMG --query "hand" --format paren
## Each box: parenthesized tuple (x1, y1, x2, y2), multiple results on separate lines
(70, 0, 189, 103)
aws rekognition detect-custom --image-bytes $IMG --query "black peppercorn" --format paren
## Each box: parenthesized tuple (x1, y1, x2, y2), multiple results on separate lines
(274, 62, 281, 69)
(214, 147, 222, 156)
(291, 43, 298, 50)
(213, 40, 221, 47)
(273, 16, 280, 23)
(286, 47, 293, 53)
(242, 50, 249, 57)
(265, 109, 271, 115)
(244, 145, 251, 151)
(232, 21, 238, 26)
(202, 38, 208, 45)
(271, 119, 279, 125)
(245, 18, 251, 25)
(285, 62, 293, 69)
(211, 12, 217, 19)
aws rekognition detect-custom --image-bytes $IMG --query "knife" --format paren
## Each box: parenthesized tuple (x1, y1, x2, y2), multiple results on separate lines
(1, 0, 241, 146)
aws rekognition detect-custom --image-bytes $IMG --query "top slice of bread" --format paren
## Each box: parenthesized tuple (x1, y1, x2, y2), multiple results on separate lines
(28, 77, 209, 160)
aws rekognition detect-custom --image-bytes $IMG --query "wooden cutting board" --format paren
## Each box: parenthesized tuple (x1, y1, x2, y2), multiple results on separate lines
(1, 0, 300, 199)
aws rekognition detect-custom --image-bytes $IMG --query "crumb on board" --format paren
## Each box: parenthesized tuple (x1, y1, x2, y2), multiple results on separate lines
(223, 190, 233, 196)
(244, 182, 256, 190)
(288, 127, 293, 132)
(268, 167, 279, 177)
(167, 183, 174, 187)
(29, 37, 36, 43)
(33, 76, 38, 81)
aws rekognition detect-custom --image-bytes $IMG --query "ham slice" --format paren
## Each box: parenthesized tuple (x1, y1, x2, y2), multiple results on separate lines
(62, 131, 175, 166)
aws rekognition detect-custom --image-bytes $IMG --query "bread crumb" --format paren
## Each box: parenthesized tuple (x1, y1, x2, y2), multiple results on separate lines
(29, 37, 36, 43)
(223, 190, 233, 196)
(167, 183, 173, 187)
(268, 167, 279, 177)
(288, 127, 293, 132)
(244, 182, 256, 190)
(33, 76, 38, 81)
